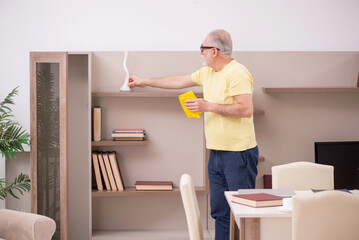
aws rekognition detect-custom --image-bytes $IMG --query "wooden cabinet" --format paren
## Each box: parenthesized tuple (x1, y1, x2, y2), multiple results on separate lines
(30, 52, 91, 240)
(90, 88, 209, 239)
(30, 51, 266, 240)
(90, 90, 209, 198)
(263, 87, 359, 93)
(30, 52, 69, 240)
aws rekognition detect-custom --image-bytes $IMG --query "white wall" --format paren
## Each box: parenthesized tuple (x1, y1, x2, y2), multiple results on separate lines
(1, 0, 359, 132)
(4, 152, 31, 211)
(1, 0, 358, 209)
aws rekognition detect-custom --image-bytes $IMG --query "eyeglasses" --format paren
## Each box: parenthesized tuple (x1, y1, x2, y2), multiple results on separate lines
(200, 44, 220, 53)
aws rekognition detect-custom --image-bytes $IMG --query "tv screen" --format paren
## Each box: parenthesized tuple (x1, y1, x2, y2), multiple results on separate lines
(315, 141, 359, 190)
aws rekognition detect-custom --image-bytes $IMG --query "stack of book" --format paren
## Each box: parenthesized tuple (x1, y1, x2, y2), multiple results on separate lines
(92, 151, 125, 191)
(112, 128, 146, 141)
(135, 181, 173, 191)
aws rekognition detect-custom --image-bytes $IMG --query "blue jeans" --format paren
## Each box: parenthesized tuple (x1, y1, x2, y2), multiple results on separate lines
(208, 146, 259, 240)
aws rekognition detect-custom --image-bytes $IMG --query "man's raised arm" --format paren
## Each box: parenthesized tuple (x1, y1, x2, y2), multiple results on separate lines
(128, 74, 196, 89)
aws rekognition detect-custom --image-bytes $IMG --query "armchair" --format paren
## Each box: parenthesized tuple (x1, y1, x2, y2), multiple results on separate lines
(0, 209, 55, 240)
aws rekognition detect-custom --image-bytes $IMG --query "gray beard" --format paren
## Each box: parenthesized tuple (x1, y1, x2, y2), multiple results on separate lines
(202, 56, 207, 67)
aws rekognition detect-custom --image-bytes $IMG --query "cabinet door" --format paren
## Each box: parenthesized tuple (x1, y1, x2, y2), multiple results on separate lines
(30, 52, 68, 240)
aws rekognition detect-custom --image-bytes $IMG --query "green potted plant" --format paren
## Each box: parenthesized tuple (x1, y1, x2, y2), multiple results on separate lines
(0, 87, 31, 200)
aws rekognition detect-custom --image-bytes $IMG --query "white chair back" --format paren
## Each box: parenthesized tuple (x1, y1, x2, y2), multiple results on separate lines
(180, 174, 204, 240)
(292, 190, 359, 240)
(272, 161, 334, 190)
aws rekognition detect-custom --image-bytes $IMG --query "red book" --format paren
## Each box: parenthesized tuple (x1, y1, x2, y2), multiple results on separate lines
(135, 181, 173, 191)
(232, 193, 283, 208)
(263, 175, 272, 189)
(112, 132, 145, 138)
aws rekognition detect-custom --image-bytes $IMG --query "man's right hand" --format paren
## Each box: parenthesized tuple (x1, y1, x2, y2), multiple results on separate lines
(128, 75, 149, 88)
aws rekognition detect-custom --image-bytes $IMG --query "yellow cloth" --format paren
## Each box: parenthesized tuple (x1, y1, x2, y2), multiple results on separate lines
(191, 59, 257, 151)
(178, 91, 202, 118)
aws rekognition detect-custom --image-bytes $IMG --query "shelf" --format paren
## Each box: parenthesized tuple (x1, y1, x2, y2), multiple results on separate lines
(92, 186, 207, 197)
(92, 140, 148, 147)
(92, 91, 264, 115)
(263, 87, 359, 93)
(92, 141, 264, 162)
(92, 229, 212, 240)
(92, 91, 204, 98)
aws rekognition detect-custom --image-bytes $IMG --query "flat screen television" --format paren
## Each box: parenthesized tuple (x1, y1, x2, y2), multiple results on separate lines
(315, 141, 359, 190)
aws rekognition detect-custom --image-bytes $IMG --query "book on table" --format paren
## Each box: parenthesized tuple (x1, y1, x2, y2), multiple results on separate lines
(232, 193, 283, 208)
(135, 181, 173, 191)
(311, 189, 352, 193)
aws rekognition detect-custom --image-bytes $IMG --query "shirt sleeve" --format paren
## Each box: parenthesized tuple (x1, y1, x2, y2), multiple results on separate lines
(191, 67, 206, 86)
(228, 69, 253, 96)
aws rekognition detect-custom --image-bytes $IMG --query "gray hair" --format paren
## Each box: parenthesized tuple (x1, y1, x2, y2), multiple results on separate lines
(207, 29, 233, 56)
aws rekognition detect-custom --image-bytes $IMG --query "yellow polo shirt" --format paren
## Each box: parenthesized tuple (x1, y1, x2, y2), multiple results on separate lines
(191, 59, 257, 151)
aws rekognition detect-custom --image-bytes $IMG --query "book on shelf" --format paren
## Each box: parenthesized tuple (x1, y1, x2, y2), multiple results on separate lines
(263, 174, 272, 189)
(92, 152, 103, 191)
(111, 132, 145, 138)
(92, 151, 126, 192)
(91, 161, 96, 189)
(113, 137, 144, 141)
(97, 152, 111, 190)
(232, 193, 283, 208)
(102, 152, 118, 191)
(92, 106, 102, 142)
(111, 129, 146, 140)
(135, 181, 173, 191)
(113, 128, 145, 133)
(108, 151, 125, 191)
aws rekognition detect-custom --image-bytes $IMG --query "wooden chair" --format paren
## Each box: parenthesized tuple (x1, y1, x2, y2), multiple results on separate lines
(272, 161, 334, 190)
(292, 190, 359, 240)
(180, 174, 204, 240)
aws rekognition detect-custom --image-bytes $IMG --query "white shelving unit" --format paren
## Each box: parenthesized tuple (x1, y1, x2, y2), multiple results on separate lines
(263, 87, 359, 93)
